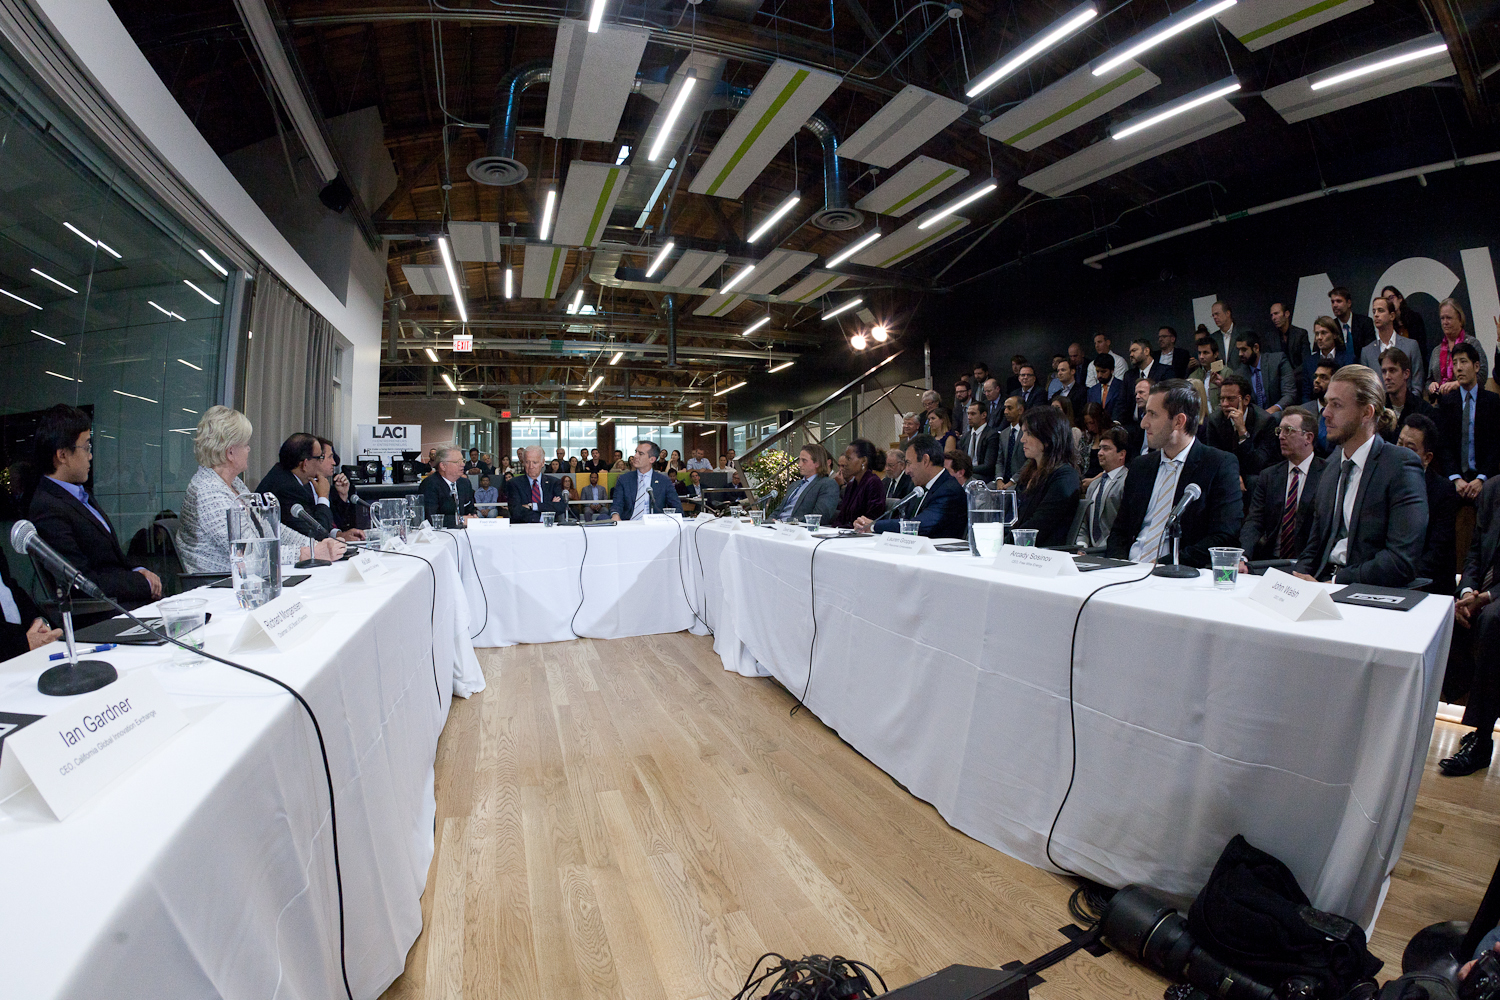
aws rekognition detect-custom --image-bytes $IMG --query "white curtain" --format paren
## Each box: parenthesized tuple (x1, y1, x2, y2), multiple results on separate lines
(243, 266, 337, 481)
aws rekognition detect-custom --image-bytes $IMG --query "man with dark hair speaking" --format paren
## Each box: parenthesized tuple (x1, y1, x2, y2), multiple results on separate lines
(852, 433, 967, 538)
(611, 441, 683, 521)
(1107, 379, 1243, 567)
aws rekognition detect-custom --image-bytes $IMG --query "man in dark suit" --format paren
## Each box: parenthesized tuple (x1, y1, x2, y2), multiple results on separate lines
(1088, 355, 1129, 425)
(855, 434, 967, 538)
(981, 378, 1006, 431)
(464, 448, 494, 476)
(1380, 347, 1437, 442)
(1438, 474, 1500, 776)
(0, 554, 61, 661)
(1107, 380, 1243, 568)
(1232, 330, 1297, 413)
(27, 404, 160, 607)
(994, 396, 1027, 488)
(1436, 341, 1500, 502)
(1240, 406, 1326, 561)
(611, 441, 684, 520)
(1329, 286, 1376, 356)
(256, 433, 340, 539)
(1157, 327, 1192, 379)
(1014, 363, 1046, 410)
(420, 447, 479, 525)
(884, 450, 913, 501)
(1397, 414, 1457, 595)
(1123, 338, 1172, 401)
(315, 437, 364, 535)
(1294, 365, 1427, 586)
(1049, 357, 1088, 417)
(1125, 377, 1152, 458)
(504, 446, 567, 523)
(1269, 302, 1309, 388)
(960, 401, 1000, 483)
(1201, 373, 1282, 483)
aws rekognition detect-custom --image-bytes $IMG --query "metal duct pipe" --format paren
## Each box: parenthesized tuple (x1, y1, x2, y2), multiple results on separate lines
(467, 61, 550, 186)
(664, 294, 678, 368)
(801, 112, 862, 231)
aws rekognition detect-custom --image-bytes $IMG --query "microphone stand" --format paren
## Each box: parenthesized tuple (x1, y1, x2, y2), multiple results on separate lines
(32, 558, 117, 696)
(1151, 515, 1198, 578)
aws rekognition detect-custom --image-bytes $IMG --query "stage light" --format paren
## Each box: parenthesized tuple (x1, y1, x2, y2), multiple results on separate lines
(850, 333, 868, 350)
(871, 324, 890, 342)
(967, 4, 1097, 98)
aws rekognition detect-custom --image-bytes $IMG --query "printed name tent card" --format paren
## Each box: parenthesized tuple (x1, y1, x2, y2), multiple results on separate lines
(874, 531, 936, 555)
(1247, 567, 1342, 622)
(345, 549, 389, 583)
(229, 590, 322, 653)
(993, 544, 1078, 577)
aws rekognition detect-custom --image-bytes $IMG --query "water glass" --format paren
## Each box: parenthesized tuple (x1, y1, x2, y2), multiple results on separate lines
(1011, 528, 1039, 547)
(900, 520, 921, 536)
(729, 505, 744, 519)
(405, 495, 425, 532)
(749, 510, 765, 525)
(540, 511, 557, 527)
(1210, 547, 1244, 590)
(804, 514, 822, 530)
(159, 596, 207, 668)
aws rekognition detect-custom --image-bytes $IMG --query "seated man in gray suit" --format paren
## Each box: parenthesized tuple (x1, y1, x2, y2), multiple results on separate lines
(1077, 426, 1129, 548)
(771, 443, 840, 522)
(580, 471, 609, 521)
(611, 441, 684, 520)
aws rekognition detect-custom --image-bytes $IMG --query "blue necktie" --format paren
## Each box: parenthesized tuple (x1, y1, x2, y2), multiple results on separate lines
(1251, 365, 1265, 407)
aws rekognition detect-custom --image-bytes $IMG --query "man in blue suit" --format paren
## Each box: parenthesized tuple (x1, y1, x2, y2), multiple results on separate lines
(611, 441, 684, 520)
(1088, 354, 1130, 425)
(853, 434, 967, 538)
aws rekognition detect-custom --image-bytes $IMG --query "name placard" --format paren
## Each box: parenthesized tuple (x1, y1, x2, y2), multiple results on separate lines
(413, 524, 437, 544)
(381, 535, 409, 553)
(874, 531, 936, 555)
(772, 521, 810, 541)
(1247, 567, 1342, 622)
(0, 670, 188, 819)
(229, 590, 320, 652)
(644, 513, 673, 523)
(347, 549, 389, 582)
(993, 544, 1079, 577)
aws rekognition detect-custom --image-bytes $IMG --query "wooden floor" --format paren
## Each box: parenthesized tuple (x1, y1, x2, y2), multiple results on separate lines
(381, 632, 1500, 1000)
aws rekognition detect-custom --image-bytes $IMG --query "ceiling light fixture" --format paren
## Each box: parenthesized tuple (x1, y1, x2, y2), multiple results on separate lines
(713, 380, 746, 397)
(198, 249, 229, 276)
(742, 315, 772, 336)
(850, 333, 868, 350)
(589, 374, 604, 393)
(687, 400, 703, 407)
(615, 144, 632, 164)
(425, 347, 440, 362)
(539, 189, 557, 241)
(871, 324, 890, 342)
(436, 235, 468, 322)
(113, 389, 158, 404)
(918, 182, 998, 229)
(1092, 0, 1237, 77)
(747, 192, 801, 243)
(30, 268, 76, 294)
(718, 264, 755, 293)
(610, 351, 624, 365)
(504, 267, 514, 299)
(1310, 41, 1449, 90)
(967, 3, 1098, 97)
(821, 297, 864, 321)
(649, 72, 696, 162)
(183, 408, 199, 414)
(601, 416, 614, 425)
(32, 330, 64, 345)
(567, 289, 585, 314)
(769, 360, 795, 373)
(183, 279, 220, 305)
(2, 288, 42, 310)
(177, 358, 203, 370)
(646, 240, 675, 277)
(635, 158, 676, 228)
(826, 231, 881, 268)
(441, 372, 457, 392)
(1111, 77, 1241, 140)
(588, 0, 607, 32)
(45, 370, 77, 381)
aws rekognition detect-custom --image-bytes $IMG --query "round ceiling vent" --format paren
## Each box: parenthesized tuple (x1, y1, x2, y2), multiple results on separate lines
(810, 206, 864, 231)
(466, 156, 528, 187)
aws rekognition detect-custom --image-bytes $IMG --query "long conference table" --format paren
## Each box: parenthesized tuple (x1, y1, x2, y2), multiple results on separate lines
(460, 515, 1450, 929)
(0, 539, 483, 999)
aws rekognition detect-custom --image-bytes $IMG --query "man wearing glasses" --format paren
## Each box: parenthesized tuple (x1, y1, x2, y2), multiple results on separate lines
(1239, 406, 1327, 562)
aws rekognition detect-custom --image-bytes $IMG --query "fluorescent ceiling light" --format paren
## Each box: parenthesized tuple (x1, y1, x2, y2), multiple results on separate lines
(769, 360, 795, 373)
(850, 333, 868, 350)
(646, 240, 675, 277)
(378, 415, 391, 419)
(610, 351, 624, 365)
(601, 416, 614, 424)
(588, 0, 606, 32)
(918, 182, 998, 229)
(197, 249, 229, 276)
(742, 315, 772, 336)
(747, 192, 801, 243)
(45, 370, 77, 381)
(635, 158, 676, 228)
(425, 347, 440, 362)
(821, 297, 864, 320)
(1310, 42, 1448, 90)
(64, 222, 95, 246)
(184, 279, 220, 305)
(1092, 0, 1237, 76)
(967, 3, 1098, 97)
(589, 374, 604, 393)
(3, 288, 42, 310)
(567, 289, 584, 314)
(183, 408, 198, 414)
(1111, 78, 1241, 140)
(113, 389, 158, 403)
(826, 231, 881, 268)
(649, 73, 696, 162)
(539, 189, 557, 241)
(504, 267, 514, 299)
(615, 144, 631, 164)
(687, 400, 703, 407)
(146, 300, 185, 321)
(176, 358, 203, 370)
(30, 268, 77, 294)
(719, 264, 755, 293)
(713, 381, 746, 396)
(441, 372, 457, 391)
(32, 329, 64, 345)
(437, 235, 468, 323)
(445, 418, 480, 422)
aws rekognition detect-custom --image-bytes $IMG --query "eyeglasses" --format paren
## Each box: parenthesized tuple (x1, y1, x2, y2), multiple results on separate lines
(1275, 426, 1312, 437)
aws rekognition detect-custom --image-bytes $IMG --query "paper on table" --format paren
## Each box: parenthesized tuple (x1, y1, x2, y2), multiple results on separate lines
(993, 544, 1078, 577)
(1247, 567, 1342, 622)
(875, 532, 936, 555)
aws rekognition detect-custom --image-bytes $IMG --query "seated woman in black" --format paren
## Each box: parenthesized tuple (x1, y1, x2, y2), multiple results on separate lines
(1012, 405, 1082, 547)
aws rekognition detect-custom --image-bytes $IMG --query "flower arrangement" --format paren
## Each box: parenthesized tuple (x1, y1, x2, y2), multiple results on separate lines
(739, 448, 800, 503)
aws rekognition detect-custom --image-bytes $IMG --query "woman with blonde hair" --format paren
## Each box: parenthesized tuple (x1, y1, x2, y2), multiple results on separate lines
(177, 406, 346, 574)
(1428, 297, 1488, 395)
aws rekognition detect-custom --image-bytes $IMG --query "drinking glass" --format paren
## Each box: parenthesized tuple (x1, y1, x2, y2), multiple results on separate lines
(1210, 547, 1244, 590)
(405, 495, 425, 532)
(159, 596, 207, 668)
(227, 495, 281, 609)
(1011, 528, 1039, 547)
(749, 510, 765, 525)
(804, 514, 822, 530)
(540, 511, 557, 527)
(900, 520, 921, 536)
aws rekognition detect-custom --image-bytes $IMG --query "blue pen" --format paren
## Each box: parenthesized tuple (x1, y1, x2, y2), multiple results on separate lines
(49, 643, 117, 661)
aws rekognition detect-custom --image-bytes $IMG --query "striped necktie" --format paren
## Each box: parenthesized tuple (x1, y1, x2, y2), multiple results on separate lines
(1132, 458, 1183, 562)
(1278, 466, 1301, 558)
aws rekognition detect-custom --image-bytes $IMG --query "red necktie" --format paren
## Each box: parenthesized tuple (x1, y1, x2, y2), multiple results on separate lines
(532, 479, 541, 506)
(1279, 467, 1301, 557)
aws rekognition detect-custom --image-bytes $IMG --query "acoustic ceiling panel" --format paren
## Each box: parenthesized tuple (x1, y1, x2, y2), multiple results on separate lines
(855, 156, 969, 217)
(1215, 0, 1372, 51)
(779, 270, 849, 303)
(1262, 34, 1455, 124)
(693, 292, 747, 317)
(740, 248, 818, 294)
(448, 221, 505, 262)
(1019, 99, 1244, 197)
(545, 20, 651, 141)
(689, 59, 842, 199)
(521, 244, 568, 299)
(837, 85, 968, 167)
(660, 249, 726, 289)
(401, 264, 452, 296)
(549, 161, 630, 246)
(849, 215, 969, 269)
(979, 61, 1160, 151)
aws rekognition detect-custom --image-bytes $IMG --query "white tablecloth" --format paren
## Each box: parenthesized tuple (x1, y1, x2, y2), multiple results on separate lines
(702, 525, 1452, 927)
(0, 539, 481, 999)
(457, 517, 712, 645)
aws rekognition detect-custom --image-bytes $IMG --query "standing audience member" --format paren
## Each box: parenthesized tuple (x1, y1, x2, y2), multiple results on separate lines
(1269, 301, 1310, 382)
(1436, 340, 1499, 500)
(1302, 316, 1354, 395)
(1240, 407, 1325, 562)
(1429, 298, 1488, 395)
(1126, 378, 1151, 458)
(1382, 285, 1428, 358)
(995, 396, 1027, 488)
(1050, 397, 1085, 468)
(1208, 301, 1246, 367)
(1438, 475, 1500, 776)
(1004, 355, 1026, 395)
(1328, 286, 1375, 355)
(1362, 296, 1424, 388)
(853, 434, 967, 538)
(1050, 357, 1088, 417)
(1381, 347, 1437, 440)
(1233, 330, 1297, 413)
(1294, 365, 1427, 586)
(1397, 414, 1457, 595)
(927, 408, 958, 455)
(900, 412, 921, 446)
(1015, 363, 1046, 410)
(982, 379, 1005, 429)
(1080, 403, 1110, 478)
(918, 390, 942, 433)
(1089, 354, 1129, 424)
(1077, 426, 1129, 549)
(831, 440, 887, 528)
(961, 401, 999, 483)
(952, 379, 975, 436)
(1189, 336, 1223, 415)
(1158, 326, 1191, 379)
(1011, 406, 1082, 547)
(1124, 338, 1171, 400)
(1085, 334, 1127, 387)
(883, 449, 913, 500)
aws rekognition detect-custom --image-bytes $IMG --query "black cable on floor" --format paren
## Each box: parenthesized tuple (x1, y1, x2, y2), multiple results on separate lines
(370, 548, 443, 708)
(791, 535, 837, 718)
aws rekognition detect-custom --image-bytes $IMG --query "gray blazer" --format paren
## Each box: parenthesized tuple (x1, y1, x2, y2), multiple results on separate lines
(1294, 434, 1428, 586)
(1429, 339, 1488, 388)
(775, 474, 840, 521)
(1360, 334, 1424, 389)
(1076, 466, 1127, 548)
(1231, 351, 1297, 410)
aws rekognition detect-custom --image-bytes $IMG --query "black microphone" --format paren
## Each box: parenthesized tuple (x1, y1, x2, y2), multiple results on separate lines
(1163, 482, 1202, 526)
(10, 519, 106, 600)
(886, 488, 924, 516)
(289, 503, 332, 540)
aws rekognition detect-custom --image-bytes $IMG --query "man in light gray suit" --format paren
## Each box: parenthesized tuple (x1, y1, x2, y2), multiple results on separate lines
(1231, 330, 1296, 413)
(772, 442, 841, 522)
(1359, 294, 1424, 389)
(1077, 427, 1130, 548)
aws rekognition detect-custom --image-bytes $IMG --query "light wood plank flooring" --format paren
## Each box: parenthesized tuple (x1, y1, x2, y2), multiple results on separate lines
(381, 632, 1500, 999)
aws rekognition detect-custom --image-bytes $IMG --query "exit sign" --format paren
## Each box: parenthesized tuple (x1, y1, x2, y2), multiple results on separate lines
(500, 410, 512, 419)
(452, 334, 473, 352)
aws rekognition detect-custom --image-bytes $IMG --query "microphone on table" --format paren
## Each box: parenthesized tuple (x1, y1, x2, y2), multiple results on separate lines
(1163, 482, 1202, 527)
(289, 503, 333, 541)
(9, 520, 106, 600)
(886, 488, 924, 517)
